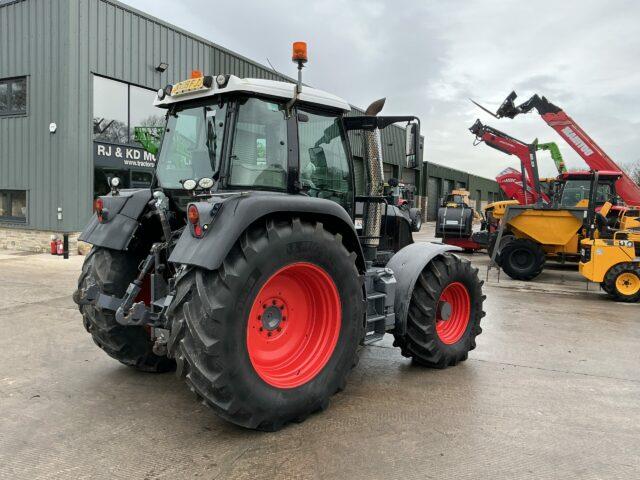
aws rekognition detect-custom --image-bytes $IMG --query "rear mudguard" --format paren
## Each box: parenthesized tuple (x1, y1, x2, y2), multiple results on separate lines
(168, 191, 365, 272)
(386, 242, 461, 336)
(78, 189, 152, 250)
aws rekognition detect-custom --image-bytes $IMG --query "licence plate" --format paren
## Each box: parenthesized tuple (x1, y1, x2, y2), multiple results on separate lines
(172, 77, 208, 96)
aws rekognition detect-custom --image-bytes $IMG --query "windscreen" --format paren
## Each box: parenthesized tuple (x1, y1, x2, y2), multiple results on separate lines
(156, 102, 227, 189)
(560, 180, 613, 206)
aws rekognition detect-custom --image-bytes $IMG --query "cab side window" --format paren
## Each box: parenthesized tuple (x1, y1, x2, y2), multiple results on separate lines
(229, 98, 288, 189)
(298, 110, 353, 211)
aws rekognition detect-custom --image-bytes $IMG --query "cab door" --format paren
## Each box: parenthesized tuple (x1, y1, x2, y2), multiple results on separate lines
(296, 107, 355, 217)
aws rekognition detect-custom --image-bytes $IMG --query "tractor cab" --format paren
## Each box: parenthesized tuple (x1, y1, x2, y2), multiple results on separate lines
(153, 74, 355, 211)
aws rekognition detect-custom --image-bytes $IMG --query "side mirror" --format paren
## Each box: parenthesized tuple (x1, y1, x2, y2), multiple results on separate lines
(405, 122, 421, 168)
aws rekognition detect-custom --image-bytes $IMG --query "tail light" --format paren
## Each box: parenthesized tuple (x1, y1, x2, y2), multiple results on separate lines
(188, 204, 203, 237)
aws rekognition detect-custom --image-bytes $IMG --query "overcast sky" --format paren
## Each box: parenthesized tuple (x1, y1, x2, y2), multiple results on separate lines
(124, 0, 640, 179)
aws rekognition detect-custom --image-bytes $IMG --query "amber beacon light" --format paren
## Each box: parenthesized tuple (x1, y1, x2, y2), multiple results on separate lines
(292, 41, 308, 63)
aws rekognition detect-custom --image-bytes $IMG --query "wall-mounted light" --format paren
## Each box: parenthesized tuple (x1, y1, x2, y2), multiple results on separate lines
(155, 62, 169, 73)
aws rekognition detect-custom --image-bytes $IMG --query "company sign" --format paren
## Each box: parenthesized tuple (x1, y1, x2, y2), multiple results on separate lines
(93, 141, 156, 170)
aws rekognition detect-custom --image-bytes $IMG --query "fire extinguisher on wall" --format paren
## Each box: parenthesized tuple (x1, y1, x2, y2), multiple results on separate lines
(50, 236, 58, 255)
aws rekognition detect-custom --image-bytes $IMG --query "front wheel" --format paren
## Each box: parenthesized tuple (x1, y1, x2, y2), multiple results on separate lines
(76, 247, 175, 372)
(603, 263, 640, 302)
(393, 253, 485, 368)
(500, 238, 545, 281)
(167, 217, 364, 430)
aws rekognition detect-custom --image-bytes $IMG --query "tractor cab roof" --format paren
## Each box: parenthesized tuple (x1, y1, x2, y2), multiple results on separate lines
(154, 74, 351, 112)
(561, 170, 622, 180)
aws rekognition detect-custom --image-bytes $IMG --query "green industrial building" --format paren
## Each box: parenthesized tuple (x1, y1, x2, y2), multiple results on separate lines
(0, 0, 499, 251)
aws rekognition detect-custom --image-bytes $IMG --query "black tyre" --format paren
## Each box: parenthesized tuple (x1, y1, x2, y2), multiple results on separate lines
(409, 208, 423, 232)
(487, 231, 514, 266)
(167, 217, 364, 430)
(603, 263, 640, 302)
(77, 247, 175, 372)
(393, 253, 485, 368)
(500, 238, 545, 281)
(600, 281, 615, 297)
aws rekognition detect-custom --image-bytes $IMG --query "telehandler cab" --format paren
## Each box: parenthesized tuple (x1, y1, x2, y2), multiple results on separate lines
(73, 43, 485, 430)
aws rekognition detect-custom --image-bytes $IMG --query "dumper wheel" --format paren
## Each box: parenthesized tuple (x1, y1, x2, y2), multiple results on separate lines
(77, 247, 175, 372)
(167, 218, 364, 430)
(500, 238, 545, 281)
(487, 232, 513, 266)
(603, 263, 640, 302)
(393, 253, 485, 368)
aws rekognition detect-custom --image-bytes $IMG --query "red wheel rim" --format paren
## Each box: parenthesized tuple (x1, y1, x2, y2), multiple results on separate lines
(435, 282, 470, 345)
(246, 262, 342, 389)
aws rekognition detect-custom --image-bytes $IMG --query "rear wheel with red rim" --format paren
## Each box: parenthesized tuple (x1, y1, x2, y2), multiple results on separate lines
(167, 217, 363, 431)
(246, 262, 342, 388)
(393, 252, 484, 368)
(436, 282, 471, 345)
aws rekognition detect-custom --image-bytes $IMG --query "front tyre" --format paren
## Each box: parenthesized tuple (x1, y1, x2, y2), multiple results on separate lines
(77, 247, 175, 372)
(500, 238, 545, 281)
(393, 253, 485, 368)
(603, 263, 640, 302)
(167, 218, 364, 430)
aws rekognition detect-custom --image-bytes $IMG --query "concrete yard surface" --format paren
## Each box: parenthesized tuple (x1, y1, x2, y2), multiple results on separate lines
(1, 248, 639, 480)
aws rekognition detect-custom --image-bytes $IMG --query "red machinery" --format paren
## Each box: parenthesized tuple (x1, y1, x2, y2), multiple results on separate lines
(470, 120, 549, 205)
(477, 91, 640, 206)
(495, 167, 541, 205)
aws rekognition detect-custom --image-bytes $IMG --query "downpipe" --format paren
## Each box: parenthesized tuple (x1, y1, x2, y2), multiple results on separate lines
(362, 98, 386, 261)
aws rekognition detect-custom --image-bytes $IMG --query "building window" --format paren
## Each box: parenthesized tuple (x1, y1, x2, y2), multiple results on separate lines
(0, 77, 27, 116)
(93, 75, 164, 144)
(0, 190, 27, 223)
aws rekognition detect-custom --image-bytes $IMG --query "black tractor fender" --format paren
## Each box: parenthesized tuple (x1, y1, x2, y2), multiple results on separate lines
(386, 242, 461, 336)
(168, 192, 366, 273)
(78, 189, 153, 251)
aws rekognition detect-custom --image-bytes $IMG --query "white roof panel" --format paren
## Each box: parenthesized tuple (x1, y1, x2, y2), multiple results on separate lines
(154, 75, 350, 111)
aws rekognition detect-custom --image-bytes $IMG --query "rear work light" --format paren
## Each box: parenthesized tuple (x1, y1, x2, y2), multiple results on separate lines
(187, 204, 203, 237)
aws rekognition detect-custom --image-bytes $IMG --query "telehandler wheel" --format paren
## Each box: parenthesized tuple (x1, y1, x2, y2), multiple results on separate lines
(500, 238, 545, 281)
(393, 253, 484, 368)
(167, 218, 364, 431)
(77, 247, 175, 372)
(603, 263, 640, 302)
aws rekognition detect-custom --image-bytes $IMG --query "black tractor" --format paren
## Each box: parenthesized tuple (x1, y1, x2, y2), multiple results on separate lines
(74, 43, 485, 430)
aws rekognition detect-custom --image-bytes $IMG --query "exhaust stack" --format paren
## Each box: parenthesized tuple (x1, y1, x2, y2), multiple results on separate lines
(362, 98, 386, 260)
